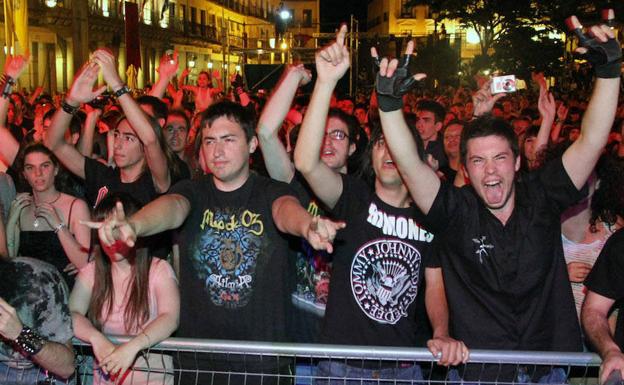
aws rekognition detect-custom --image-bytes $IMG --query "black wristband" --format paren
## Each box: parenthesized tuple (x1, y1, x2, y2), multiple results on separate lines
(1, 74, 16, 99)
(377, 94, 403, 112)
(113, 85, 131, 98)
(62, 100, 79, 115)
(14, 326, 46, 356)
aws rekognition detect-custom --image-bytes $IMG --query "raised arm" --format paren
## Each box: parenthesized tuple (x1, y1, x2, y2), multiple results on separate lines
(534, 82, 556, 157)
(562, 19, 621, 189)
(150, 51, 179, 99)
(77, 106, 102, 158)
(0, 54, 29, 166)
(374, 42, 440, 215)
(257, 64, 311, 182)
(294, 25, 349, 209)
(93, 49, 171, 193)
(45, 62, 106, 179)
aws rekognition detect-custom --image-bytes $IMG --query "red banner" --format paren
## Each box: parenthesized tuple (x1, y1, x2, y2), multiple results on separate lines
(125, 1, 141, 69)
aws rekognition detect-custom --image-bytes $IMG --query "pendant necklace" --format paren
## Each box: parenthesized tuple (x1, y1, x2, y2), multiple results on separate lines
(33, 192, 62, 229)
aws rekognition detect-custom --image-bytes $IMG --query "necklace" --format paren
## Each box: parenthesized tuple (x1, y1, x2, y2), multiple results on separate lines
(33, 192, 62, 229)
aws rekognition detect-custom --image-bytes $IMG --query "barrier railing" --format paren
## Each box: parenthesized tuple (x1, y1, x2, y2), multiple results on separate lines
(2, 337, 617, 385)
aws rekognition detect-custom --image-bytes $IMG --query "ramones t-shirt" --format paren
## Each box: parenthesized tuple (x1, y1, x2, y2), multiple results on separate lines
(170, 172, 295, 342)
(320, 174, 436, 347)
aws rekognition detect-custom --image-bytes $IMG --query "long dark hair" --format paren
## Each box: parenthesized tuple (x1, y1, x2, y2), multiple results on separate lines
(15, 142, 69, 193)
(88, 192, 151, 332)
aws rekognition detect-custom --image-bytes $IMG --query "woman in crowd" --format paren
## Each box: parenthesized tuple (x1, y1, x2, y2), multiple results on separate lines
(70, 192, 179, 385)
(6, 142, 91, 286)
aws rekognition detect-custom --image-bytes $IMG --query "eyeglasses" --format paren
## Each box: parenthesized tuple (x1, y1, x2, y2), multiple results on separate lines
(325, 130, 349, 141)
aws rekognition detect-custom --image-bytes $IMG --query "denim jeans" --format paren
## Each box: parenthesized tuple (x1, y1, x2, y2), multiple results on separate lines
(447, 366, 568, 385)
(315, 361, 424, 385)
(0, 362, 74, 385)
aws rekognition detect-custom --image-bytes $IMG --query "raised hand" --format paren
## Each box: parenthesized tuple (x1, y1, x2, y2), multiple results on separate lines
(372, 40, 426, 112)
(3, 53, 30, 80)
(82, 201, 137, 248)
(538, 84, 556, 122)
(66, 62, 107, 106)
(305, 216, 346, 254)
(472, 80, 505, 117)
(566, 11, 622, 78)
(100, 341, 141, 379)
(91, 49, 124, 89)
(157, 51, 179, 81)
(290, 63, 312, 86)
(315, 24, 350, 84)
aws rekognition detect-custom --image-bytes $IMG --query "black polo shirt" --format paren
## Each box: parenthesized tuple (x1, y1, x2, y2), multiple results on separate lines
(424, 157, 583, 353)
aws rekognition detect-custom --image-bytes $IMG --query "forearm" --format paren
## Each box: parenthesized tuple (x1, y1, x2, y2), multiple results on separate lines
(32, 340, 75, 379)
(0, 94, 10, 126)
(425, 268, 450, 338)
(57, 228, 89, 269)
(294, 81, 334, 175)
(44, 108, 74, 151)
(149, 76, 170, 99)
(578, 78, 620, 150)
(272, 196, 312, 237)
(130, 194, 190, 237)
(534, 116, 554, 157)
(583, 307, 621, 358)
(77, 111, 100, 157)
(379, 109, 440, 213)
(127, 313, 178, 352)
(6, 214, 19, 258)
(257, 71, 301, 138)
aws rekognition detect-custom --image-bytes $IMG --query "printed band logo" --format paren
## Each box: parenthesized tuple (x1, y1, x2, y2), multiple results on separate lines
(351, 239, 421, 324)
(192, 208, 264, 308)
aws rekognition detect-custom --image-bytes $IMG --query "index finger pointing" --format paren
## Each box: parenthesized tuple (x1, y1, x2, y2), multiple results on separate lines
(336, 24, 348, 47)
(114, 201, 126, 222)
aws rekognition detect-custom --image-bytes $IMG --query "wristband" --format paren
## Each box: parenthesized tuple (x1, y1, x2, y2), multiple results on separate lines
(62, 100, 80, 115)
(14, 326, 46, 356)
(0, 74, 16, 98)
(113, 85, 131, 98)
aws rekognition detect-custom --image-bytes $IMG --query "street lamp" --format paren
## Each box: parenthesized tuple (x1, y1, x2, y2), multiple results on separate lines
(45, 0, 57, 8)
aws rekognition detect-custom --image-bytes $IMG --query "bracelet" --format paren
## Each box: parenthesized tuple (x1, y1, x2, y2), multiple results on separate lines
(0, 74, 16, 99)
(54, 222, 66, 234)
(14, 326, 46, 356)
(113, 85, 131, 98)
(62, 100, 80, 115)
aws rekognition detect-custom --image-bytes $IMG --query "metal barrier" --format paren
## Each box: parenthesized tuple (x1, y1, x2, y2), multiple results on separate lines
(59, 337, 618, 385)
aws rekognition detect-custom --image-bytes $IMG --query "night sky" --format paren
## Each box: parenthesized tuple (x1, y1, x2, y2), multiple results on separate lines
(319, 0, 368, 32)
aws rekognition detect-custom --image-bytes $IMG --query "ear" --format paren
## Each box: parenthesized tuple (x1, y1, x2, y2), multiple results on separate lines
(249, 136, 258, 154)
(348, 142, 356, 156)
(435, 121, 444, 132)
(158, 118, 166, 128)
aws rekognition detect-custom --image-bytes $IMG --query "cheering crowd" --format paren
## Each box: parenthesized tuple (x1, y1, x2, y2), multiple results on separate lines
(0, 13, 623, 385)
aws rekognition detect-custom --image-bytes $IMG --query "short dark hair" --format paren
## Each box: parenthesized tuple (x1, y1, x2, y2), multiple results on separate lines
(137, 95, 168, 122)
(460, 114, 519, 165)
(328, 108, 359, 144)
(199, 100, 256, 142)
(416, 100, 446, 123)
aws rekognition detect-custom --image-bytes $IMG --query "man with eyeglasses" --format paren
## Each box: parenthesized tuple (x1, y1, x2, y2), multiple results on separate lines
(256, 64, 361, 342)
(294, 26, 468, 382)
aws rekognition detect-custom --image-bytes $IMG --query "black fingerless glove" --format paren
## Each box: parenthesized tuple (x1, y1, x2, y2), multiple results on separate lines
(375, 54, 420, 112)
(582, 36, 622, 78)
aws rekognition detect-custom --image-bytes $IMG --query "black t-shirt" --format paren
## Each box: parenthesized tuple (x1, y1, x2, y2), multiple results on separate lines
(84, 157, 158, 208)
(170, 172, 295, 342)
(585, 228, 624, 352)
(321, 174, 436, 347)
(425, 137, 449, 172)
(423, 157, 584, 352)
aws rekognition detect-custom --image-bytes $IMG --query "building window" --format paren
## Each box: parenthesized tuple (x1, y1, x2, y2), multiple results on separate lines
(303, 9, 312, 27)
(383, 12, 388, 22)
